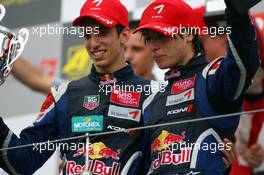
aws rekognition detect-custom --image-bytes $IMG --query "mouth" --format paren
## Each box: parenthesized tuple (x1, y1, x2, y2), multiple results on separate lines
(91, 50, 107, 60)
(153, 55, 165, 63)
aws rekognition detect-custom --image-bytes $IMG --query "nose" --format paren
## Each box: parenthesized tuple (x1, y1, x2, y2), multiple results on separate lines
(125, 48, 133, 62)
(90, 34, 101, 49)
(149, 41, 160, 54)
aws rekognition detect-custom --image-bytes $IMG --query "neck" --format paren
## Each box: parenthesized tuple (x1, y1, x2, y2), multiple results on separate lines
(179, 51, 195, 67)
(142, 71, 155, 80)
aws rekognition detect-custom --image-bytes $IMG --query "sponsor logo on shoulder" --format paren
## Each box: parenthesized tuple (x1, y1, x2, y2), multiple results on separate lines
(171, 76, 195, 94)
(110, 88, 141, 107)
(166, 88, 194, 106)
(108, 105, 141, 122)
(208, 60, 222, 75)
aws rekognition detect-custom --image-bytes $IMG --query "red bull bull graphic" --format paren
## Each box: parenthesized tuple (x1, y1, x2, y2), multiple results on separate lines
(73, 142, 120, 160)
(151, 130, 186, 153)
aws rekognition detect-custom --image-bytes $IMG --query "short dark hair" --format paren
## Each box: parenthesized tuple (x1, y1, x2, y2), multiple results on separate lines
(178, 31, 205, 56)
(129, 21, 140, 30)
(193, 34, 205, 56)
(115, 24, 125, 36)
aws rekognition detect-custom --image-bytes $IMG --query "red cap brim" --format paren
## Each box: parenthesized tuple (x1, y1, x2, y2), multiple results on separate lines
(72, 13, 118, 27)
(134, 22, 178, 36)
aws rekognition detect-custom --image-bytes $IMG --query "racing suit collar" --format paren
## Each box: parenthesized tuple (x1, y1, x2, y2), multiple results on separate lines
(165, 54, 208, 82)
(90, 63, 134, 83)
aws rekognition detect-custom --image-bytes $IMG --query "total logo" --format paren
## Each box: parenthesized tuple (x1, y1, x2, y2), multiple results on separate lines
(167, 104, 193, 116)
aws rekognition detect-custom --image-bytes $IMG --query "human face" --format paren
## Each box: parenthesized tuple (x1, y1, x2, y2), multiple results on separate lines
(125, 32, 153, 77)
(142, 30, 194, 69)
(83, 20, 128, 73)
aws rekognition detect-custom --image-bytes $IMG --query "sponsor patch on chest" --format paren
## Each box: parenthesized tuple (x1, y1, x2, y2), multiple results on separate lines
(110, 88, 141, 107)
(171, 76, 195, 94)
(166, 88, 194, 106)
(83, 95, 100, 110)
(71, 115, 104, 132)
(108, 105, 141, 122)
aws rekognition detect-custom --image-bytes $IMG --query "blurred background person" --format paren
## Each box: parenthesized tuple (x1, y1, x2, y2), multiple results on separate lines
(125, 21, 167, 82)
(125, 21, 155, 80)
(12, 57, 52, 94)
(230, 21, 264, 175)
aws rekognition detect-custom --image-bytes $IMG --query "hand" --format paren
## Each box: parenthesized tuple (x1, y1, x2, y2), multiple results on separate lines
(222, 138, 235, 168)
(241, 144, 264, 168)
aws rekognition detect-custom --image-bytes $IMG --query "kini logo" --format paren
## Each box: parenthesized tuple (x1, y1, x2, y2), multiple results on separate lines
(71, 116, 103, 132)
(83, 95, 100, 110)
(167, 104, 193, 116)
(108, 105, 141, 122)
(110, 88, 141, 107)
(171, 76, 195, 94)
(154, 4, 165, 14)
(166, 88, 194, 106)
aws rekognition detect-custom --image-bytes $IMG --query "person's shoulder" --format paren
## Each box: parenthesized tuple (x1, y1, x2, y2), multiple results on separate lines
(67, 75, 93, 89)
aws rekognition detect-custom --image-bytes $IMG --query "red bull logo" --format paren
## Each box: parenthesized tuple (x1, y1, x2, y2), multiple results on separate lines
(149, 130, 190, 173)
(149, 149, 191, 173)
(100, 74, 117, 85)
(73, 142, 120, 160)
(151, 130, 186, 153)
(66, 160, 120, 175)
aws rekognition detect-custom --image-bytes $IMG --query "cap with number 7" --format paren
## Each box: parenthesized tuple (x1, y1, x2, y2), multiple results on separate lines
(134, 0, 197, 36)
(73, 0, 129, 28)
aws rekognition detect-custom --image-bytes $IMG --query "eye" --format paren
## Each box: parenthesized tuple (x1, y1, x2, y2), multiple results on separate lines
(98, 27, 110, 36)
(84, 33, 92, 40)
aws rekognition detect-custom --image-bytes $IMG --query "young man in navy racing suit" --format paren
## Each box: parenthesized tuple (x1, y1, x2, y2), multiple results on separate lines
(135, 0, 260, 174)
(0, 0, 157, 174)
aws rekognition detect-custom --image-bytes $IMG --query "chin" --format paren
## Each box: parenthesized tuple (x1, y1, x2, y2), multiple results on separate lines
(157, 63, 169, 70)
(93, 59, 108, 67)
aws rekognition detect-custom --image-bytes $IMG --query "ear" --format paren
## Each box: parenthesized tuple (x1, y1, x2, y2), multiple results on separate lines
(120, 27, 131, 44)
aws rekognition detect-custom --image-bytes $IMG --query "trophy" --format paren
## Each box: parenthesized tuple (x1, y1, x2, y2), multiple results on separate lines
(0, 4, 29, 85)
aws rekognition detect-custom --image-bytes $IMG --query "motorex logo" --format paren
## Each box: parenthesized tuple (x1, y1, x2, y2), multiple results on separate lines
(72, 115, 104, 132)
